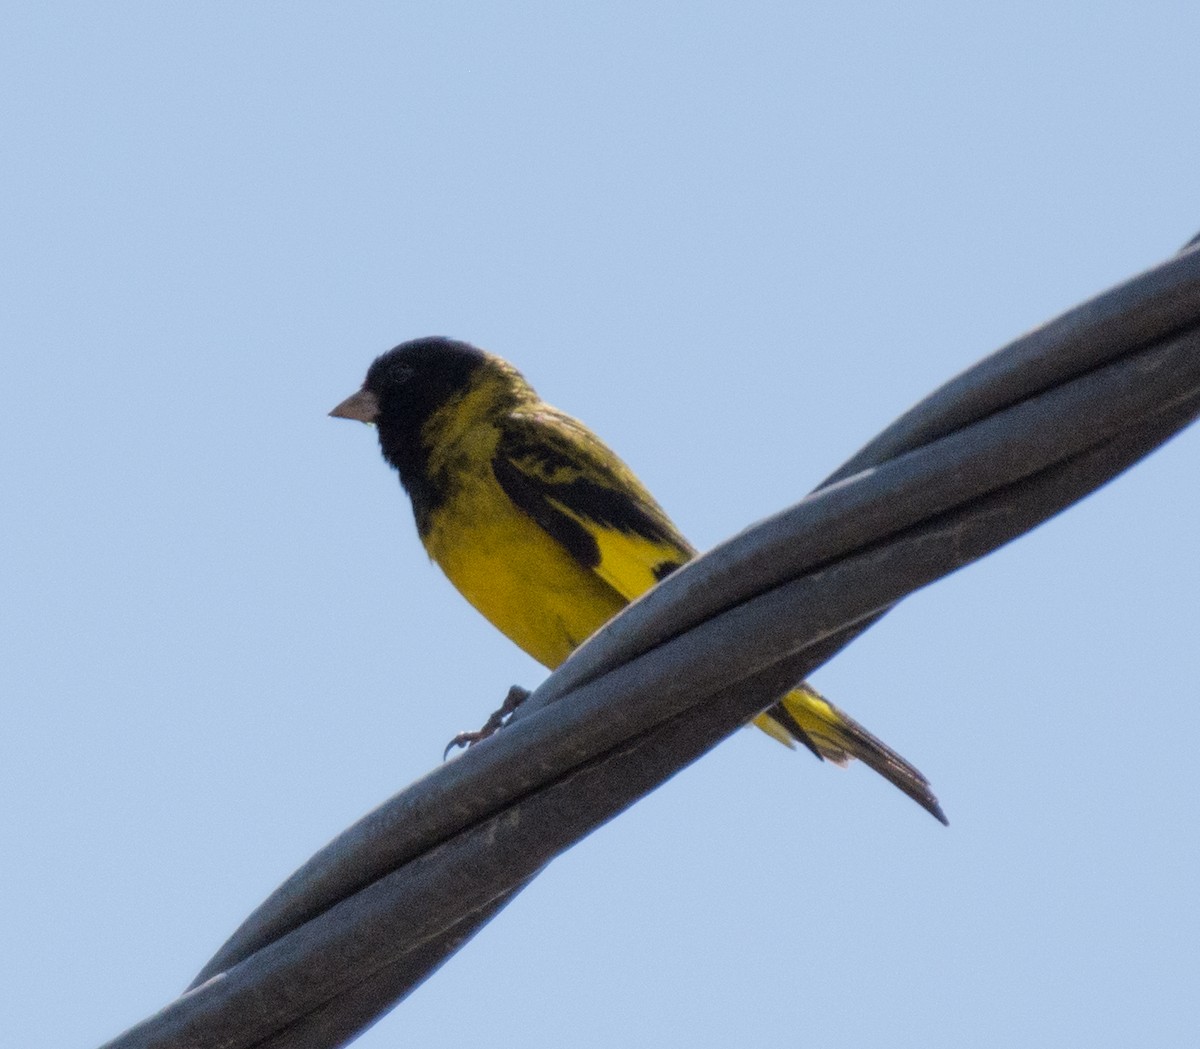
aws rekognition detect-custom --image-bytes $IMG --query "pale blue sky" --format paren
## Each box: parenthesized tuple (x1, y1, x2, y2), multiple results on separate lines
(4, 5, 1199, 1047)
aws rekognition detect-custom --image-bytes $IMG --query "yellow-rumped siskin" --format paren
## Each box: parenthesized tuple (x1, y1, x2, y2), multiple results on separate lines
(331, 337, 945, 823)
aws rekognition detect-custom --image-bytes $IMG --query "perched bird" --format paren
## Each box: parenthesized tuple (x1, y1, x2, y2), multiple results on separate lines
(331, 337, 946, 823)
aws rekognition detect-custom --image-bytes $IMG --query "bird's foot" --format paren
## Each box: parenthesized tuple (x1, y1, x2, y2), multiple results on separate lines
(443, 685, 532, 759)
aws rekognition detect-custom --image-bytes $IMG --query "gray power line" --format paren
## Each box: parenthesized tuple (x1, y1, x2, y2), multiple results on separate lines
(100, 238, 1200, 1049)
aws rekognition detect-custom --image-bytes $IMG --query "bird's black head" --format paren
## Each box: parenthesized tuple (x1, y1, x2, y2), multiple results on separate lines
(330, 337, 501, 525)
(365, 337, 488, 422)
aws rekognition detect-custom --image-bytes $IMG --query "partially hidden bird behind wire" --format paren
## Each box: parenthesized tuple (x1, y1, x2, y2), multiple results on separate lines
(331, 337, 946, 824)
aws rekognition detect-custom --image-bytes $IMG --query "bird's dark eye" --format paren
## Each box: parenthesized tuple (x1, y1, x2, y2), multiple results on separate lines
(389, 362, 415, 384)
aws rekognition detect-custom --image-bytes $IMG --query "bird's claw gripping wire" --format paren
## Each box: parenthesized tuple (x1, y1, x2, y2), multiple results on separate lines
(443, 685, 532, 758)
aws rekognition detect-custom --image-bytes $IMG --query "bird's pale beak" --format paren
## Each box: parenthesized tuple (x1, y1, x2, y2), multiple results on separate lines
(329, 388, 380, 423)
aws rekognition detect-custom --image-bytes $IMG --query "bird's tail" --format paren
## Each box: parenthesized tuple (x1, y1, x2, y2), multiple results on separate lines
(754, 684, 947, 824)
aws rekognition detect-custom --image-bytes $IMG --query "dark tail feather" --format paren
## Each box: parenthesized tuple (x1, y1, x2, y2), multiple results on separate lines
(763, 686, 948, 825)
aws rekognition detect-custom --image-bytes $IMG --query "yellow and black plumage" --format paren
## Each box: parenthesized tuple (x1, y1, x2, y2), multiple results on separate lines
(331, 337, 946, 823)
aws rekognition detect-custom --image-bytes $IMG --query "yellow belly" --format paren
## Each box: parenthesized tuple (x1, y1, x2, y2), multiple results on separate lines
(422, 473, 629, 669)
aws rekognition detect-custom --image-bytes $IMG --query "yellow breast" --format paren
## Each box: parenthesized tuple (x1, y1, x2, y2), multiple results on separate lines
(422, 463, 629, 669)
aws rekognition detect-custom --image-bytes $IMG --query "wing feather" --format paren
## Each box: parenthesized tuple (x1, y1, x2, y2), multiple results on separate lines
(492, 409, 693, 600)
